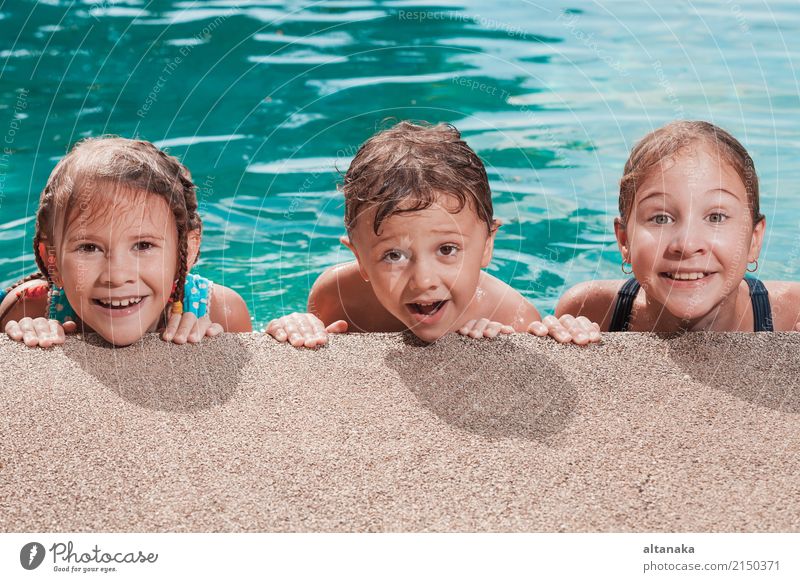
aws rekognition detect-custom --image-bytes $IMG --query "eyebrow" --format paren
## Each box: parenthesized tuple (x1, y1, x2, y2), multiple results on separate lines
(66, 232, 167, 243)
(429, 228, 468, 236)
(638, 188, 741, 205)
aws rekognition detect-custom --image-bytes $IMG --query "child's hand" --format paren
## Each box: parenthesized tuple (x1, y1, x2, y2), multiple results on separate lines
(458, 318, 515, 339)
(266, 313, 348, 348)
(528, 315, 601, 345)
(162, 312, 223, 344)
(4, 317, 76, 348)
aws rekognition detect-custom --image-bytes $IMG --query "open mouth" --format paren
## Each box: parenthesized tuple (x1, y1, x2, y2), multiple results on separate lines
(92, 296, 145, 309)
(661, 272, 712, 281)
(407, 300, 447, 316)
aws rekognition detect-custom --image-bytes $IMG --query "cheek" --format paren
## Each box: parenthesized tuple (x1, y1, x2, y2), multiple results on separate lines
(628, 230, 661, 261)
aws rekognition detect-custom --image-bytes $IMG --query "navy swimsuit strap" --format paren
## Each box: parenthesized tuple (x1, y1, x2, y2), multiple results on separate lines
(745, 277, 773, 332)
(609, 278, 641, 332)
(609, 277, 773, 332)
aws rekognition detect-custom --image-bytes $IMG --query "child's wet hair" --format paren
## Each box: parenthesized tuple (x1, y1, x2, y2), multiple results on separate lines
(619, 120, 763, 226)
(342, 121, 494, 234)
(33, 136, 201, 308)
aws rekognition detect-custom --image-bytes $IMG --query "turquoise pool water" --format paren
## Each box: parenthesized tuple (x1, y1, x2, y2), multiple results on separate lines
(2, 0, 799, 328)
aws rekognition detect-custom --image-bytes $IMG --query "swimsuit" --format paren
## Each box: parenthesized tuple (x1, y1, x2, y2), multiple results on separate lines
(609, 277, 773, 332)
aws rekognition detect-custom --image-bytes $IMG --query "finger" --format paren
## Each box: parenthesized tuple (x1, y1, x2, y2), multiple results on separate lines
(469, 318, 490, 338)
(32, 318, 53, 347)
(16, 318, 37, 346)
(458, 320, 477, 335)
(187, 317, 209, 344)
(206, 323, 224, 337)
(527, 321, 548, 337)
(483, 322, 504, 338)
(5, 321, 22, 341)
(271, 327, 288, 342)
(62, 321, 77, 334)
(171, 312, 198, 344)
(52, 321, 66, 345)
(265, 317, 288, 342)
(325, 320, 348, 334)
(561, 315, 589, 345)
(543, 315, 571, 343)
(576, 316, 602, 343)
(281, 317, 306, 347)
(162, 312, 182, 342)
(305, 315, 328, 348)
(500, 324, 514, 334)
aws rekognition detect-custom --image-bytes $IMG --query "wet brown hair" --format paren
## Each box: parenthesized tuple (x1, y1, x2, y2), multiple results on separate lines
(342, 121, 494, 235)
(5, 136, 200, 315)
(618, 120, 763, 226)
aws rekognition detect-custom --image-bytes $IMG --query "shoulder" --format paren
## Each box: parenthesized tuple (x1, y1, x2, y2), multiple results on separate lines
(761, 280, 800, 330)
(0, 278, 50, 328)
(556, 279, 626, 330)
(0, 284, 49, 329)
(479, 272, 541, 331)
(307, 262, 364, 323)
(208, 283, 252, 332)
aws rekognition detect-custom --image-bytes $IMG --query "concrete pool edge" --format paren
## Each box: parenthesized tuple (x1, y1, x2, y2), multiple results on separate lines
(1, 332, 798, 532)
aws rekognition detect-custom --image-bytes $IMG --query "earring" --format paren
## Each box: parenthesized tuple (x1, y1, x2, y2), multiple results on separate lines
(621, 260, 633, 275)
(746, 259, 759, 273)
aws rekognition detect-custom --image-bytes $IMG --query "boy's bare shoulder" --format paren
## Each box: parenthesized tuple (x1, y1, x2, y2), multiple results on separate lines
(762, 280, 800, 330)
(479, 272, 541, 330)
(307, 262, 361, 320)
(0, 278, 50, 329)
(556, 279, 625, 330)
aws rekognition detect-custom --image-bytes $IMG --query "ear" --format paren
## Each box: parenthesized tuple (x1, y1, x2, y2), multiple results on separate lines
(748, 216, 766, 263)
(186, 229, 202, 270)
(480, 220, 500, 268)
(340, 234, 370, 282)
(38, 239, 63, 287)
(614, 217, 630, 263)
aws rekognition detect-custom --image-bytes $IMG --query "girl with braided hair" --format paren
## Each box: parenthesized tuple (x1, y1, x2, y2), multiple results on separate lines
(0, 136, 251, 347)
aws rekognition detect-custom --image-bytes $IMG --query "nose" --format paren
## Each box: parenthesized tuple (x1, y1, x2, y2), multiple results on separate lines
(408, 255, 440, 292)
(97, 251, 137, 287)
(666, 222, 707, 258)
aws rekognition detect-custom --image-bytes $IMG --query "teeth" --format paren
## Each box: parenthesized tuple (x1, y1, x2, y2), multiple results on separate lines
(667, 272, 707, 280)
(98, 297, 143, 308)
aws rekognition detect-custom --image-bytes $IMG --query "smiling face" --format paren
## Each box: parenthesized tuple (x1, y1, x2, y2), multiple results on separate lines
(345, 194, 496, 342)
(615, 143, 765, 326)
(50, 188, 184, 346)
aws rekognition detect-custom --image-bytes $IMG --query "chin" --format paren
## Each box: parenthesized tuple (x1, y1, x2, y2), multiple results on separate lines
(408, 327, 445, 344)
(96, 328, 146, 347)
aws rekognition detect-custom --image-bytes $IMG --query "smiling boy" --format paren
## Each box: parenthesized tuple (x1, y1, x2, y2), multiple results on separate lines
(267, 121, 599, 346)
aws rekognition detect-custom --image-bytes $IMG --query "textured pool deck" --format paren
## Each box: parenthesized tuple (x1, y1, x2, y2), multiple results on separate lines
(0, 332, 798, 532)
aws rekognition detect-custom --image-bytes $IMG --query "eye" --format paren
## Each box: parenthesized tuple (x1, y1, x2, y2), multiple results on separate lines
(382, 249, 408, 264)
(438, 244, 460, 257)
(708, 212, 728, 224)
(650, 214, 673, 225)
(76, 243, 100, 253)
(134, 241, 155, 251)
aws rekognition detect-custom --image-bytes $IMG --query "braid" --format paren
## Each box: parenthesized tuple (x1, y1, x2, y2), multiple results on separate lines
(2, 271, 46, 296)
(175, 225, 189, 310)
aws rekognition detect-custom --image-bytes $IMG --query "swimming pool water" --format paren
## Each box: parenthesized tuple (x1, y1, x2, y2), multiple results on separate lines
(2, 0, 799, 328)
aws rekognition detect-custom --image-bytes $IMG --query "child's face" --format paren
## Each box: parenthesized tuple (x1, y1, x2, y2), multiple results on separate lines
(53, 191, 180, 346)
(616, 144, 765, 323)
(346, 194, 496, 342)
